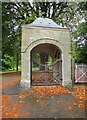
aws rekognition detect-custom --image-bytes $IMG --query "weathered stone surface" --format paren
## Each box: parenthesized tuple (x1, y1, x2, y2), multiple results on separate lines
(21, 18, 71, 89)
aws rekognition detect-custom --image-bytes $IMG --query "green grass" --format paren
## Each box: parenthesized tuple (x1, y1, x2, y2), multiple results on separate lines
(0, 70, 21, 75)
(0, 66, 21, 75)
(0, 70, 15, 74)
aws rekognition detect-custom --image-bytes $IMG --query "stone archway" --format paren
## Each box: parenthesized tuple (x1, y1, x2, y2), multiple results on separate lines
(21, 38, 71, 89)
(30, 43, 62, 86)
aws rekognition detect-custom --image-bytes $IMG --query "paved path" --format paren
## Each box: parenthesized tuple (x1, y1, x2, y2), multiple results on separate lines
(2, 71, 21, 82)
(1, 72, 86, 118)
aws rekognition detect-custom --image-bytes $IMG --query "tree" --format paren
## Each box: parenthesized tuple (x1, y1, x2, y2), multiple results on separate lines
(2, 2, 80, 70)
(71, 2, 87, 63)
(2, 3, 21, 71)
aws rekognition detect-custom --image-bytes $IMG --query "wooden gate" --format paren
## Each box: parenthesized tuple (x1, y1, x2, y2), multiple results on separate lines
(75, 64, 87, 83)
(31, 59, 62, 86)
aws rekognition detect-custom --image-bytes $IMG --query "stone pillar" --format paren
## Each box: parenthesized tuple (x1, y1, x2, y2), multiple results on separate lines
(62, 52, 72, 86)
(20, 50, 31, 90)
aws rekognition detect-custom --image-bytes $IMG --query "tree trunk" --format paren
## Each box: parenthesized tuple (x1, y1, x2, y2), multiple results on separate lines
(40, 52, 48, 70)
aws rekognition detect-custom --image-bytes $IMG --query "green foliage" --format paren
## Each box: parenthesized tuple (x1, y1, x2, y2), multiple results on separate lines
(1, 55, 13, 70)
(72, 22, 87, 38)
(71, 44, 80, 63)
(2, 3, 22, 71)
(32, 53, 40, 62)
(2, 1, 87, 71)
(71, 22, 87, 62)
(71, 2, 87, 63)
(2, 2, 78, 71)
(71, 43, 87, 63)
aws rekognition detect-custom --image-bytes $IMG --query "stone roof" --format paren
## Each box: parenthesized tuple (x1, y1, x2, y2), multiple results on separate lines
(29, 17, 66, 28)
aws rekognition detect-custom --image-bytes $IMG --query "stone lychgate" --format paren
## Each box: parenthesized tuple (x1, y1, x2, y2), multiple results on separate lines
(21, 18, 72, 89)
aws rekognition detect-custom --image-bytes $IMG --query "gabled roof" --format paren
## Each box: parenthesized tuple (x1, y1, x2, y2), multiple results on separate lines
(28, 17, 66, 28)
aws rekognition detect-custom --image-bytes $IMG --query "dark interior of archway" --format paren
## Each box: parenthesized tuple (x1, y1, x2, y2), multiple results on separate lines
(31, 43, 62, 86)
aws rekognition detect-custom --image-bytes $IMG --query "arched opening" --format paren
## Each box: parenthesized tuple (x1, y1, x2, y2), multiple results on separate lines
(30, 43, 62, 86)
